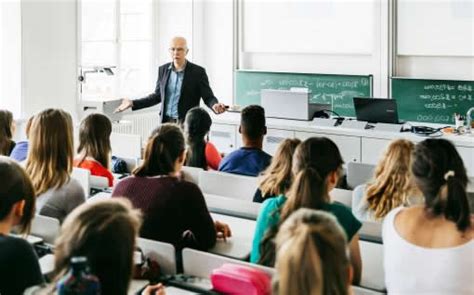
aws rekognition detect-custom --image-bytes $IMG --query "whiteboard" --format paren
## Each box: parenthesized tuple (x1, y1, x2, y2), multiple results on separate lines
(397, 0, 474, 56)
(242, 0, 375, 55)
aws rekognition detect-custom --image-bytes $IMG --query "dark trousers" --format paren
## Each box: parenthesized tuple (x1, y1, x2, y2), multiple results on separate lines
(162, 115, 179, 124)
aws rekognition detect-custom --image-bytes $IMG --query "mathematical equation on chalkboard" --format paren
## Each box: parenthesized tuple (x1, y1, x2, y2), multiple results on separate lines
(392, 78, 474, 124)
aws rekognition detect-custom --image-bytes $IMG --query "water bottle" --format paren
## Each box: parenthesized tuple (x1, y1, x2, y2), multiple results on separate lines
(57, 256, 101, 294)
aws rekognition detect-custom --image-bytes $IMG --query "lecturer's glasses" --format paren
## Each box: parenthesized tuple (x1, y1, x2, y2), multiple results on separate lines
(169, 47, 186, 52)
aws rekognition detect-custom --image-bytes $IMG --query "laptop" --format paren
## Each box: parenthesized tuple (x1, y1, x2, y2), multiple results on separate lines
(353, 97, 400, 124)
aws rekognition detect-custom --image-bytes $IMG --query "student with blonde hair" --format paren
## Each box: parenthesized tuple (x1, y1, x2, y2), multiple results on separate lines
(0, 109, 16, 156)
(274, 208, 352, 295)
(27, 199, 164, 295)
(251, 137, 362, 284)
(383, 138, 473, 294)
(113, 123, 231, 250)
(26, 109, 85, 222)
(352, 139, 421, 221)
(74, 113, 114, 187)
(0, 156, 43, 294)
(253, 138, 301, 203)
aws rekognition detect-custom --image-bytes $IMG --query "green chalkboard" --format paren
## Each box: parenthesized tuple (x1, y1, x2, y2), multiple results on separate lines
(235, 70, 373, 117)
(392, 78, 474, 124)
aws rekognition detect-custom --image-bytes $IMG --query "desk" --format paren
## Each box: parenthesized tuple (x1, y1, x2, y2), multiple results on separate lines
(39, 254, 55, 275)
(209, 213, 256, 260)
(210, 112, 474, 176)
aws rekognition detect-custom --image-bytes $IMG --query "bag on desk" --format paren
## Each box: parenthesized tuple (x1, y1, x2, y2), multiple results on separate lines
(133, 248, 161, 281)
(210, 263, 271, 295)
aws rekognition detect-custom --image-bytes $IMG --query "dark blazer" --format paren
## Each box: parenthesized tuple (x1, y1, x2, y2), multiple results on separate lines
(132, 61, 219, 122)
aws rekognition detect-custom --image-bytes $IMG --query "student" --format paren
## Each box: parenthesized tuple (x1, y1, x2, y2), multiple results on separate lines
(0, 109, 16, 156)
(10, 116, 34, 162)
(352, 139, 421, 222)
(253, 138, 301, 203)
(112, 123, 231, 250)
(74, 113, 114, 187)
(274, 209, 352, 295)
(184, 107, 222, 170)
(251, 137, 362, 284)
(0, 156, 43, 295)
(383, 138, 473, 294)
(218, 105, 271, 176)
(25, 109, 85, 222)
(26, 199, 164, 295)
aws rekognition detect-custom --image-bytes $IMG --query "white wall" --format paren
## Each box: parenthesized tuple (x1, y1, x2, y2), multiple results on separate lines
(0, 1, 22, 118)
(21, 0, 78, 119)
(193, 0, 234, 106)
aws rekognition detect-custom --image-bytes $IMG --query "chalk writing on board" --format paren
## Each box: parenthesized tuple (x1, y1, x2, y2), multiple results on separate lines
(392, 78, 474, 124)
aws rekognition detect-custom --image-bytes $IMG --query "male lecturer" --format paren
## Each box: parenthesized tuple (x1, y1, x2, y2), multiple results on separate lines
(115, 36, 226, 123)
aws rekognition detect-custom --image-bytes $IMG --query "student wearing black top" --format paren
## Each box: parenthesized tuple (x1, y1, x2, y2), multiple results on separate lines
(0, 156, 43, 294)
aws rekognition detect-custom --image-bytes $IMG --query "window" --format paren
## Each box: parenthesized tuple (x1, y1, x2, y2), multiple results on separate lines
(79, 0, 154, 101)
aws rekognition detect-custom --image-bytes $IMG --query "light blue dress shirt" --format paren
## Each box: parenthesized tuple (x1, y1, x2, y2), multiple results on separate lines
(165, 63, 185, 118)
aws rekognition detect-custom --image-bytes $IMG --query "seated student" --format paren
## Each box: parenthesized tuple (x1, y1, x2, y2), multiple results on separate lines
(352, 139, 421, 222)
(253, 138, 301, 203)
(74, 113, 114, 187)
(112, 123, 231, 250)
(383, 138, 473, 294)
(274, 209, 352, 295)
(10, 116, 34, 162)
(0, 109, 16, 156)
(0, 156, 43, 294)
(184, 107, 222, 170)
(218, 105, 271, 176)
(251, 137, 362, 284)
(26, 109, 85, 222)
(26, 199, 164, 295)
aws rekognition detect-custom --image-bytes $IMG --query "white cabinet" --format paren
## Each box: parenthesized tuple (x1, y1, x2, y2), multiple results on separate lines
(209, 123, 238, 155)
(361, 138, 390, 165)
(295, 131, 361, 163)
(458, 146, 474, 177)
(263, 129, 296, 156)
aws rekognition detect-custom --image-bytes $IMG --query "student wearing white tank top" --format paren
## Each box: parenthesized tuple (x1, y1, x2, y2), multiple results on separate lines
(383, 138, 473, 295)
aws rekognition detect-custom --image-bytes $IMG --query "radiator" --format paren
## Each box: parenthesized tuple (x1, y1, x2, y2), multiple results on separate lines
(112, 113, 159, 141)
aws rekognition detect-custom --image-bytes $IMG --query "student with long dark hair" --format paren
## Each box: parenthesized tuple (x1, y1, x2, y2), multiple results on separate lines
(74, 113, 114, 186)
(0, 156, 43, 294)
(383, 138, 473, 294)
(112, 124, 231, 250)
(0, 110, 16, 156)
(184, 107, 221, 170)
(251, 137, 362, 284)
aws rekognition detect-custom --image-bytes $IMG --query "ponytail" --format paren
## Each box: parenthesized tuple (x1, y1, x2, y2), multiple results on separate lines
(445, 173, 470, 231)
(412, 139, 471, 232)
(184, 107, 212, 170)
(258, 167, 330, 267)
(281, 167, 328, 221)
(133, 124, 185, 177)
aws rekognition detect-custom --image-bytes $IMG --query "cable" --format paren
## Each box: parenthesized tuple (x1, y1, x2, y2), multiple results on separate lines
(400, 123, 449, 137)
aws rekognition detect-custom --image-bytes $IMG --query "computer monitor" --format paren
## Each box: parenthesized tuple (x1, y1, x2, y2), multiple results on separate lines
(353, 97, 400, 124)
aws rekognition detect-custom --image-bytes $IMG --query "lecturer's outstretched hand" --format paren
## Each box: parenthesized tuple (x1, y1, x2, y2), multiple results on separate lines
(114, 98, 133, 113)
(212, 103, 227, 114)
